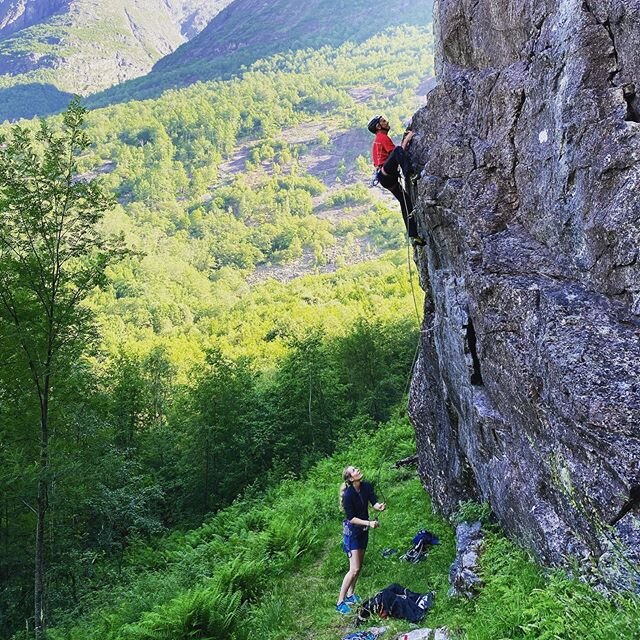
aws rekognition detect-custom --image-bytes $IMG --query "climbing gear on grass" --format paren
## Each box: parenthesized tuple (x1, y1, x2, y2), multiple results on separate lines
(357, 584, 435, 626)
(413, 529, 440, 546)
(400, 529, 440, 563)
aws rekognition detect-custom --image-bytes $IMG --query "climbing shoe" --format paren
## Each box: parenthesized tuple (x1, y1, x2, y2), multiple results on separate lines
(336, 601, 352, 615)
(412, 237, 426, 248)
(345, 594, 361, 604)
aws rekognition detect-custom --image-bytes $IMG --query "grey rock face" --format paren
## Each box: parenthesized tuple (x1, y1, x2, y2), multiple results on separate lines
(597, 511, 640, 594)
(448, 521, 484, 598)
(408, 0, 640, 571)
(162, 0, 234, 39)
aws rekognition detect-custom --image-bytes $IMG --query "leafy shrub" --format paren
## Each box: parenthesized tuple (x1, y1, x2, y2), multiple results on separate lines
(452, 500, 493, 526)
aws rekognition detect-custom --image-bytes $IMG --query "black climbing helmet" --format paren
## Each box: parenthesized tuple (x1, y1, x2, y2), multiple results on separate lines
(367, 115, 382, 134)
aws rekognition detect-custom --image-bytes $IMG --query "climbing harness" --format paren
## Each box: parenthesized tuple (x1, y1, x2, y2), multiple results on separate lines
(400, 529, 440, 563)
(368, 168, 381, 189)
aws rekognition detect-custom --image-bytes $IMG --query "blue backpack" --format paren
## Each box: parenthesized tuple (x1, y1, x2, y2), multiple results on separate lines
(401, 529, 439, 563)
(413, 529, 439, 546)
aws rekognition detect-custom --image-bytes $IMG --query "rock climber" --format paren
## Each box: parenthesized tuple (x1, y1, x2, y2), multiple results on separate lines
(368, 115, 424, 247)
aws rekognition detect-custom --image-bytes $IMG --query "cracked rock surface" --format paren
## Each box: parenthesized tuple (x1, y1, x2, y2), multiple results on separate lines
(408, 0, 640, 570)
(448, 521, 484, 598)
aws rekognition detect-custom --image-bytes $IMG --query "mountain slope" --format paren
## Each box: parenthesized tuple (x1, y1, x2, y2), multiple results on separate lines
(0, 0, 69, 37)
(46, 415, 640, 639)
(0, 0, 233, 122)
(87, 0, 434, 108)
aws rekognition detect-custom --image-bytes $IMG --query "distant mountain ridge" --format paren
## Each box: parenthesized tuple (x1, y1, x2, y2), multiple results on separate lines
(0, 0, 69, 37)
(0, 0, 233, 121)
(0, 0, 434, 121)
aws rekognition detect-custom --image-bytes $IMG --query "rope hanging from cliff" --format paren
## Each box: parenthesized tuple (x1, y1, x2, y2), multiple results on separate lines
(354, 169, 425, 541)
(366, 180, 425, 533)
(399, 174, 423, 330)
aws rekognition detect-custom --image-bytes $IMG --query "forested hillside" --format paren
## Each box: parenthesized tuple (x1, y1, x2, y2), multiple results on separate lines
(0, 26, 433, 638)
(41, 417, 640, 639)
(88, 0, 435, 107)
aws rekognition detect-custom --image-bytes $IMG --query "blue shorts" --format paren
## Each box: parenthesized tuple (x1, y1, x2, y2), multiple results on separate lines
(343, 520, 369, 554)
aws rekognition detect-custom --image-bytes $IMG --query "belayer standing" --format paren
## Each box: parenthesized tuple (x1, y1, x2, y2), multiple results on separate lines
(336, 465, 386, 615)
(368, 115, 425, 246)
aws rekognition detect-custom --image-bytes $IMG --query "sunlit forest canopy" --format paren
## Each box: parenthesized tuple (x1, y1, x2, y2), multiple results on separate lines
(0, 26, 432, 638)
(79, 27, 434, 353)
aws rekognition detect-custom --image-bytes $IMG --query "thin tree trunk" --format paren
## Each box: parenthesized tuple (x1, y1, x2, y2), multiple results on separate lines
(34, 446, 48, 639)
(2, 497, 7, 563)
(308, 372, 314, 449)
(204, 430, 210, 514)
(35, 386, 49, 640)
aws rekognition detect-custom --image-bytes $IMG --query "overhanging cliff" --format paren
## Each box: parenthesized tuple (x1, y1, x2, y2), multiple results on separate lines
(408, 0, 640, 580)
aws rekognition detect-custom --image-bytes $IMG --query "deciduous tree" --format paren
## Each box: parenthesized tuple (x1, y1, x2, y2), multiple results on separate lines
(0, 98, 121, 639)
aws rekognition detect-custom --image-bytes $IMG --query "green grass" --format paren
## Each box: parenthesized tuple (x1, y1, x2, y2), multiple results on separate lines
(45, 414, 640, 640)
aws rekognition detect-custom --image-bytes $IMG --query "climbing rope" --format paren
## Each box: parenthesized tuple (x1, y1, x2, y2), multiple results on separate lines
(345, 166, 426, 547)
(364, 169, 425, 517)
(400, 177, 424, 330)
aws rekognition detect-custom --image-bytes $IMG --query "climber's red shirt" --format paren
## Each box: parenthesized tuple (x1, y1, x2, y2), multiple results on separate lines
(372, 131, 396, 167)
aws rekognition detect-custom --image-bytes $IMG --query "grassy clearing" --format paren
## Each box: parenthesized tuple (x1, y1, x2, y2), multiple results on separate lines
(46, 414, 640, 640)
(240, 426, 640, 640)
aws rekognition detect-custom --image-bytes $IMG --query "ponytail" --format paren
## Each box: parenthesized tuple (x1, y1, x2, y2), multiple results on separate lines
(339, 482, 348, 511)
(339, 466, 353, 511)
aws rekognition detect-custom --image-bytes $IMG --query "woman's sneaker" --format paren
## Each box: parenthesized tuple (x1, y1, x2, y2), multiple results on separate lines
(336, 601, 352, 615)
(345, 594, 361, 604)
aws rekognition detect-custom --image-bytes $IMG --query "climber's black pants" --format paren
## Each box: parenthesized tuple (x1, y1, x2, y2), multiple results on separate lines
(382, 145, 414, 178)
(377, 164, 419, 239)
